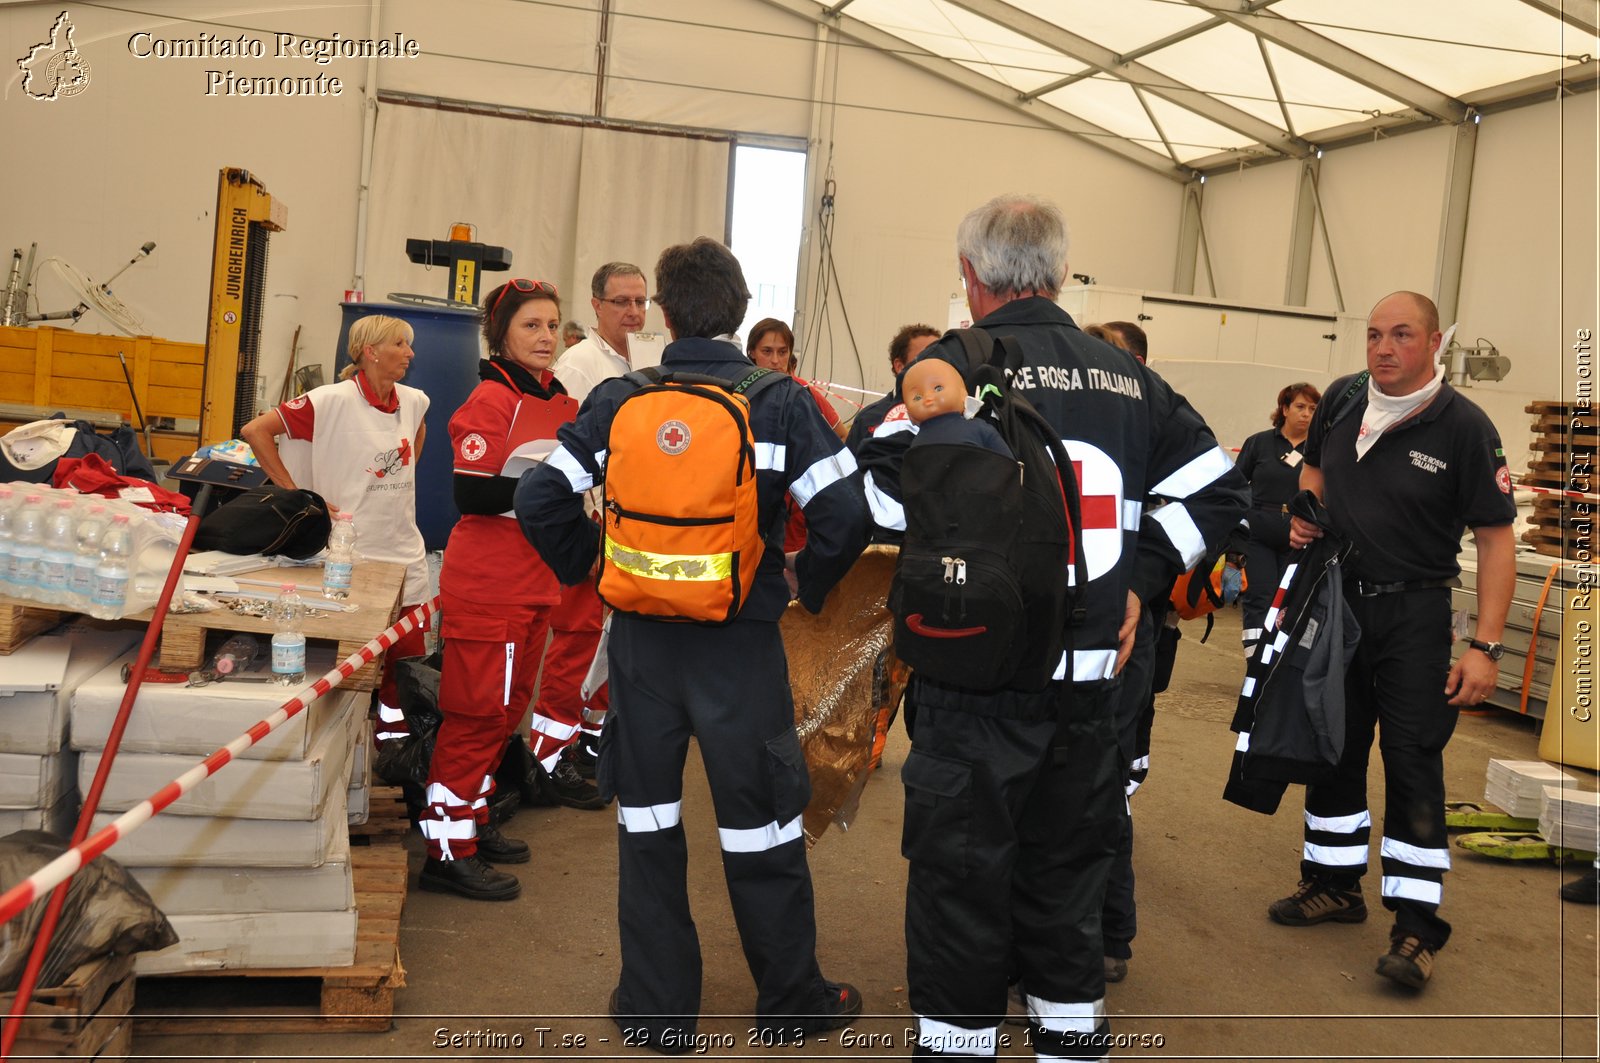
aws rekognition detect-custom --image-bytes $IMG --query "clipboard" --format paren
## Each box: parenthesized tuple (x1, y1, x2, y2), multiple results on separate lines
(502, 392, 580, 478)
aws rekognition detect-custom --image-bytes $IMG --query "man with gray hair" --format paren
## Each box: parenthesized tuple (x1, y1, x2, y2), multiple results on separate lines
(859, 194, 1246, 1059)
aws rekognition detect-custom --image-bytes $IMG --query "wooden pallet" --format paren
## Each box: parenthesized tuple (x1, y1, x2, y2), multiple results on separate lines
(0, 952, 134, 1059)
(0, 595, 70, 654)
(125, 561, 406, 691)
(1527, 400, 1598, 414)
(132, 787, 410, 1035)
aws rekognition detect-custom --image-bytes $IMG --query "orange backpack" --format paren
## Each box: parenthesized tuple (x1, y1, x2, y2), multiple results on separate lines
(597, 367, 786, 623)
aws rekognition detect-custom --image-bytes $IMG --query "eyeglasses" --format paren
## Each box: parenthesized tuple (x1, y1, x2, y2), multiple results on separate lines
(600, 296, 650, 310)
(489, 278, 558, 316)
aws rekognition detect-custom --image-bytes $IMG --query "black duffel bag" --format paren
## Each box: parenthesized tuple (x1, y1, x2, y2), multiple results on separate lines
(192, 485, 332, 559)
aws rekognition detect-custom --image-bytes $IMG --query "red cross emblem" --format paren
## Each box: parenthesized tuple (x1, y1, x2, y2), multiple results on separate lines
(656, 420, 691, 455)
(1065, 441, 1125, 581)
(1072, 460, 1120, 530)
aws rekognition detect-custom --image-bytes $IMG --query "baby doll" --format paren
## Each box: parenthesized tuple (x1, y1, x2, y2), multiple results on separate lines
(901, 357, 1011, 457)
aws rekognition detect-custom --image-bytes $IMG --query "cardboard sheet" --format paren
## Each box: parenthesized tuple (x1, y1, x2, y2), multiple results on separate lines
(132, 830, 354, 915)
(91, 787, 347, 867)
(72, 654, 353, 761)
(79, 694, 356, 819)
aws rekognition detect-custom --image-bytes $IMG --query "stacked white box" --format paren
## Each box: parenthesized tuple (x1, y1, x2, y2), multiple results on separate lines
(347, 716, 372, 827)
(1485, 758, 1576, 818)
(1538, 786, 1600, 851)
(0, 624, 141, 837)
(71, 653, 362, 970)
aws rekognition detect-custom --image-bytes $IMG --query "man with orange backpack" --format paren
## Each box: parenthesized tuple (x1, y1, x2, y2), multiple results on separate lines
(515, 237, 870, 1052)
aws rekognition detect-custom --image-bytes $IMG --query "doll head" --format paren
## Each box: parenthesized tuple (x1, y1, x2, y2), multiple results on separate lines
(902, 358, 967, 425)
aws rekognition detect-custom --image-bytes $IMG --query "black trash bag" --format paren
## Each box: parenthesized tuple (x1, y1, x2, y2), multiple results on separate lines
(373, 651, 544, 826)
(372, 651, 444, 824)
(491, 734, 546, 824)
(0, 830, 177, 991)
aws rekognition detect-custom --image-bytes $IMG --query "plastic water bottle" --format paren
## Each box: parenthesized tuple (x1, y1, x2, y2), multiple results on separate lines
(92, 514, 133, 617)
(322, 512, 357, 599)
(0, 486, 17, 592)
(271, 583, 307, 685)
(71, 504, 107, 603)
(37, 499, 78, 606)
(9, 493, 46, 593)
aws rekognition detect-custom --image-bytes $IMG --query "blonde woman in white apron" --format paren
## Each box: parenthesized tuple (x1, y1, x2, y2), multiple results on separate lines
(241, 315, 431, 740)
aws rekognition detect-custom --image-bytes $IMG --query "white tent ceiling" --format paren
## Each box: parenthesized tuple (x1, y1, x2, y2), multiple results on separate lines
(778, 0, 1598, 177)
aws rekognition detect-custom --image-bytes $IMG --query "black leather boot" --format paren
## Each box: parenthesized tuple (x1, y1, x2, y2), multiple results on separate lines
(476, 823, 530, 864)
(418, 854, 521, 900)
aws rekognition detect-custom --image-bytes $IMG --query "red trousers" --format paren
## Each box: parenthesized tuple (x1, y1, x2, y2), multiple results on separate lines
(531, 580, 609, 768)
(419, 591, 551, 860)
(374, 603, 430, 744)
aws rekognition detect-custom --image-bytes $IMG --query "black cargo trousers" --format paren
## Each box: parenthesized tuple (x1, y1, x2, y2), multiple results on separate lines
(601, 614, 832, 1050)
(903, 679, 1125, 1060)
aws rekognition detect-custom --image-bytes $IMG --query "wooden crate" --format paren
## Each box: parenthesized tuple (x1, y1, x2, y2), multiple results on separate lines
(0, 594, 69, 654)
(0, 324, 202, 464)
(126, 561, 406, 691)
(132, 787, 410, 1035)
(0, 951, 134, 1059)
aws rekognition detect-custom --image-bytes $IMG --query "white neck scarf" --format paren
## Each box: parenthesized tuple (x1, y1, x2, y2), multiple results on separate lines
(1354, 324, 1455, 461)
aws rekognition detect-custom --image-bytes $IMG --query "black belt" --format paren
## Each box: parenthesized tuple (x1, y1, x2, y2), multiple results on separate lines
(1348, 577, 1455, 597)
(1250, 502, 1290, 515)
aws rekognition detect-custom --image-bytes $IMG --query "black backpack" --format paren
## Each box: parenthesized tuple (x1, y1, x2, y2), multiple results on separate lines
(192, 485, 332, 559)
(887, 330, 1085, 693)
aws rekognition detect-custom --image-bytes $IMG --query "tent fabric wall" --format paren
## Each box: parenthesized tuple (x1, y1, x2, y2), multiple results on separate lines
(789, 33, 1186, 407)
(604, 0, 815, 138)
(362, 102, 729, 340)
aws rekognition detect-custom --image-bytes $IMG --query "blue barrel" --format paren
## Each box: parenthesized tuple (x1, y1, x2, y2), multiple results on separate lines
(334, 302, 482, 552)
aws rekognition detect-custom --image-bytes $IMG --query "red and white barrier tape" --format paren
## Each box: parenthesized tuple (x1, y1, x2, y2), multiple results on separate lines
(0, 597, 439, 928)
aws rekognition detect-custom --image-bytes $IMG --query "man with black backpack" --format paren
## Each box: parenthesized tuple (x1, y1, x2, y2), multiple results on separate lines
(514, 237, 870, 1053)
(859, 193, 1247, 1060)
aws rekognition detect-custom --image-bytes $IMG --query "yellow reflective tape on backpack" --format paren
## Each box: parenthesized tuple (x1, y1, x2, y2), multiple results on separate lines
(604, 538, 734, 582)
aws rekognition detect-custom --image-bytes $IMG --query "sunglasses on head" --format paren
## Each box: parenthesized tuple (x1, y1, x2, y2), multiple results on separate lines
(489, 278, 558, 316)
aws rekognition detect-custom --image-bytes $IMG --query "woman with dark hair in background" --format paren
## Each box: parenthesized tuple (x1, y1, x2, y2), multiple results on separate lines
(1235, 381, 1322, 655)
(747, 318, 840, 551)
(747, 318, 840, 430)
(416, 278, 601, 903)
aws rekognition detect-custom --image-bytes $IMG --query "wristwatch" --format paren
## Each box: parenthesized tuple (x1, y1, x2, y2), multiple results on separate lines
(1467, 638, 1505, 661)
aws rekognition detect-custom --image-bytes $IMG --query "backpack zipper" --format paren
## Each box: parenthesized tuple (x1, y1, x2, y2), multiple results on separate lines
(605, 499, 735, 528)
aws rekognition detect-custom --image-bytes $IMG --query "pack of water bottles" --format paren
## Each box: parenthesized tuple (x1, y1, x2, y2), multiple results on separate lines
(0, 482, 184, 619)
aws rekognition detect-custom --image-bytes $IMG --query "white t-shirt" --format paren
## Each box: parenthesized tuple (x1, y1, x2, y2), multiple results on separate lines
(275, 376, 431, 603)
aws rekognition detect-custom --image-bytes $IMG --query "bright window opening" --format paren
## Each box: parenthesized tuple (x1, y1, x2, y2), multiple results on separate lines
(729, 144, 807, 349)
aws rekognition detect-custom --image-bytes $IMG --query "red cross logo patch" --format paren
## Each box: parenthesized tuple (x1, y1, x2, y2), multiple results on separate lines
(460, 433, 487, 462)
(1065, 441, 1125, 582)
(657, 420, 691, 455)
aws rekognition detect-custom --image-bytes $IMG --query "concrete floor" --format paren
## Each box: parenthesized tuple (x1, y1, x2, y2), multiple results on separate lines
(135, 606, 1599, 1061)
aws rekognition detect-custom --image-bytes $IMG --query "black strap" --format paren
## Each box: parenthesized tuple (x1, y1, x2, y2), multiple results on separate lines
(1319, 370, 1369, 447)
(951, 327, 1089, 626)
(628, 365, 783, 401)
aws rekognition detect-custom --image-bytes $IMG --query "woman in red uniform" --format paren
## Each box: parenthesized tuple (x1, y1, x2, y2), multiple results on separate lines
(417, 279, 587, 901)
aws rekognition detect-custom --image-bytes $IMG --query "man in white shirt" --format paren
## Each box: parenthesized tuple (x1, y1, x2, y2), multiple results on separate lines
(543, 261, 650, 779)
(554, 262, 649, 402)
